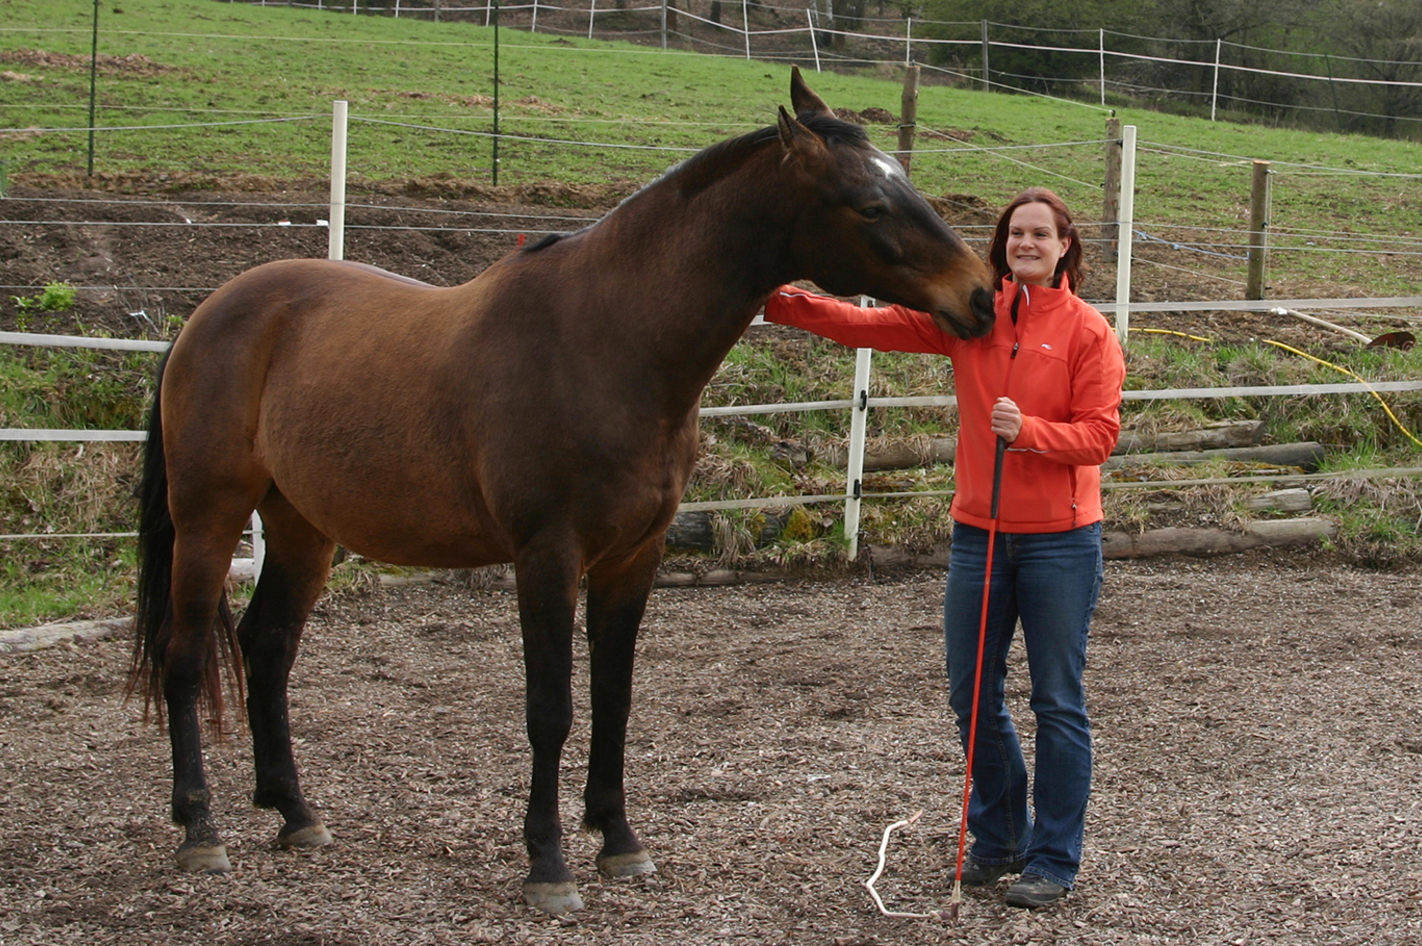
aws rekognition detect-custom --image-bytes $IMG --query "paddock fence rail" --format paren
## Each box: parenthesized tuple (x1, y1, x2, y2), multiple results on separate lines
(3, 101, 1421, 564)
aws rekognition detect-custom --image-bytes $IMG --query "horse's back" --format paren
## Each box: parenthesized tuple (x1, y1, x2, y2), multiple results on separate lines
(161, 259, 518, 565)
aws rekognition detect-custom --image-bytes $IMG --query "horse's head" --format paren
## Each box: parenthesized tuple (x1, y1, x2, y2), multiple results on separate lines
(776, 68, 994, 340)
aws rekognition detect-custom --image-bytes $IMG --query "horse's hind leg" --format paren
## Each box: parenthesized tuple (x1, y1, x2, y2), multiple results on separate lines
(240, 490, 337, 852)
(583, 544, 661, 880)
(165, 517, 253, 872)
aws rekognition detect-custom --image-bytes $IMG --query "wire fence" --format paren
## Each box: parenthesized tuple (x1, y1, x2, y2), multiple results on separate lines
(220, 0, 1422, 137)
(3, 97, 1422, 556)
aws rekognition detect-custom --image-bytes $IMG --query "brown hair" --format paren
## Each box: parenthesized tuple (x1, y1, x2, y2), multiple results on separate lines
(987, 187, 1082, 294)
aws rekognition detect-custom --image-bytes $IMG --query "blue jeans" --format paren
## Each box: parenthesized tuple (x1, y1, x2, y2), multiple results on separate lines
(943, 521, 1102, 890)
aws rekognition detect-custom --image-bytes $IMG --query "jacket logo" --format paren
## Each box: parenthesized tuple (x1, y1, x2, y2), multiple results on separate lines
(1040, 343, 1054, 350)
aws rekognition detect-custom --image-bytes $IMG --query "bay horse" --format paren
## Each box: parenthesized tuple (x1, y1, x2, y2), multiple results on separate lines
(130, 67, 994, 914)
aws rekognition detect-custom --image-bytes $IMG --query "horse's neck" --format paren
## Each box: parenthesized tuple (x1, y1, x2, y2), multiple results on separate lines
(591, 152, 791, 376)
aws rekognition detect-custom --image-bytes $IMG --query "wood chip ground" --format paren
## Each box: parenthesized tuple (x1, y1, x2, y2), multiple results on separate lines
(3, 556, 1421, 945)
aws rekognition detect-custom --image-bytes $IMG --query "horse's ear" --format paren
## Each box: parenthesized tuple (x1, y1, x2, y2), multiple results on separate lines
(777, 105, 829, 167)
(789, 65, 832, 120)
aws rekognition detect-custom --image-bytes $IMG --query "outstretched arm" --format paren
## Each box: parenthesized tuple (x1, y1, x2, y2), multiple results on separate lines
(764, 286, 961, 356)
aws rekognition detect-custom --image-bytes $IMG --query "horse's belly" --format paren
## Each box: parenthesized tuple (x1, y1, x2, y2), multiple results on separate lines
(266, 447, 512, 568)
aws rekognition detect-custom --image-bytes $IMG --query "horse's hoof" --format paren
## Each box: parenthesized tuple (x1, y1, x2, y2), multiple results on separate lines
(597, 850, 656, 878)
(523, 881, 584, 915)
(176, 843, 232, 873)
(278, 823, 333, 849)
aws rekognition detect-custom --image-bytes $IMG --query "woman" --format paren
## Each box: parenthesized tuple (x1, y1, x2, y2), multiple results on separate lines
(763, 188, 1125, 908)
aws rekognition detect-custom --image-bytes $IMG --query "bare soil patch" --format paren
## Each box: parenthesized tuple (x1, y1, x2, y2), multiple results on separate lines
(3, 557, 1421, 945)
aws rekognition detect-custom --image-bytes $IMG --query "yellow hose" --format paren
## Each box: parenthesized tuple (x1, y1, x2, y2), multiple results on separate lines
(1135, 328, 1422, 449)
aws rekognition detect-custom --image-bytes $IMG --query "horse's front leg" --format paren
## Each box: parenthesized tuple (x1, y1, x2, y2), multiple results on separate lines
(583, 544, 661, 879)
(514, 544, 583, 914)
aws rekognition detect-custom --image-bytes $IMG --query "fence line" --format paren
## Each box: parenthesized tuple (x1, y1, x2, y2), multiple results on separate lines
(5, 101, 1421, 557)
(197, 1, 1422, 133)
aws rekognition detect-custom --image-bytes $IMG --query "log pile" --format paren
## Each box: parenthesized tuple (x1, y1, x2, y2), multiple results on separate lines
(672, 419, 1335, 561)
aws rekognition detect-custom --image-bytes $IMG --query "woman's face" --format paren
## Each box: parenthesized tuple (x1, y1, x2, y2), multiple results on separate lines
(1005, 202, 1071, 288)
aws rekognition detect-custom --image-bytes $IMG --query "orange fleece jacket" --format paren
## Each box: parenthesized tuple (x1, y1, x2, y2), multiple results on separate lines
(764, 278, 1125, 533)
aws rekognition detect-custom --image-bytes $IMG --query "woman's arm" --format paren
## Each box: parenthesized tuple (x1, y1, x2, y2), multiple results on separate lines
(764, 286, 960, 356)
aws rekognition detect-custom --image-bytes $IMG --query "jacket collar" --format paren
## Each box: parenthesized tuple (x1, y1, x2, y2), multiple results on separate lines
(999, 273, 1075, 317)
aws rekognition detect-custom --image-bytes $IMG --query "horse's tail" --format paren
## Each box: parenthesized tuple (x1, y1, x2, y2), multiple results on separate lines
(128, 352, 242, 734)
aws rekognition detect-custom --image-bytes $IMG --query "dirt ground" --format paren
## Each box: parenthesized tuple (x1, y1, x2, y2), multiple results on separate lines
(2, 556, 1422, 946)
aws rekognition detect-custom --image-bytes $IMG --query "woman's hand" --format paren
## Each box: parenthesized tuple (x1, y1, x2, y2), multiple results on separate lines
(991, 396, 1023, 443)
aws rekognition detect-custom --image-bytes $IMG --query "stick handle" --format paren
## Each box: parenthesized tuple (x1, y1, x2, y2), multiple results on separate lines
(989, 436, 1006, 520)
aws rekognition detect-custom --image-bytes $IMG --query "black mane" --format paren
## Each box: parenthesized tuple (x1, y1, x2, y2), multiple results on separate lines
(673, 112, 869, 198)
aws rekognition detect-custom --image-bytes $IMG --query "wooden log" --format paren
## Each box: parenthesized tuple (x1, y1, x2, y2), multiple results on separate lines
(1102, 441, 1325, 472)
(654, 568, 786, 587)
(1244, 487, 1313, 513)
(0, 617, 130, 654)
(819, 437, 956, 470)
(1114, 420, 1264, 455)
(664, 509, 794, 551)
(1101, 516, 1335, 559)
(665, 510, 716, 551)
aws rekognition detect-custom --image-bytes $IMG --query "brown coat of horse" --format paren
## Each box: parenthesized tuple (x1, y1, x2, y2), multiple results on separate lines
(130, 69, 994, 914)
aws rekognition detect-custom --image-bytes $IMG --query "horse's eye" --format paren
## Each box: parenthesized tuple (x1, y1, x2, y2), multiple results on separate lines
(859, 205, 886, 222)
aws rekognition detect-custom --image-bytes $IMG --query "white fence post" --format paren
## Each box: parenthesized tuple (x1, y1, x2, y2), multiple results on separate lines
(588, 0, 595, 39)
(807, 8, 820, 72)
(743, 0, 751, 58)
(251, 512, 265, 580)
(844, 341, 873, 560)
(1211, 38, 1221, 121)
(1114, 124, 1137, 344)
(329, 100, 348, 262)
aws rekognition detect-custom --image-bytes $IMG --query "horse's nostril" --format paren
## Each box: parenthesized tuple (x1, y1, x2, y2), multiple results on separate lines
(970, 287, 995, 336)
(971, 287, 994, 322)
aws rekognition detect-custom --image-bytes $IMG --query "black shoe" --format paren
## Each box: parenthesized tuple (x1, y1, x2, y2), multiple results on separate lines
(956, 856, 1026, 887)
(1005, 873, 1068, 908)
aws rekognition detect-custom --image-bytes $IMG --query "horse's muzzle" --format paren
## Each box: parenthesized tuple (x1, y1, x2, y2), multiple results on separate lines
(967, 287, 996, 338)
(938, 287, 995, 340)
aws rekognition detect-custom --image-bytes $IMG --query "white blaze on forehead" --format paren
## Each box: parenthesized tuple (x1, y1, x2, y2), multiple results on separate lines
(870, 155, 906, 181)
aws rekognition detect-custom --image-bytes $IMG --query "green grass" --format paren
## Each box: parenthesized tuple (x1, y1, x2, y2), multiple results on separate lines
(2, 1, 1418, 214)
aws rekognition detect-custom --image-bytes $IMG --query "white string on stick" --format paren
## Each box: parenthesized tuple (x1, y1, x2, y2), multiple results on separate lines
(864, 810, 951, 922)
